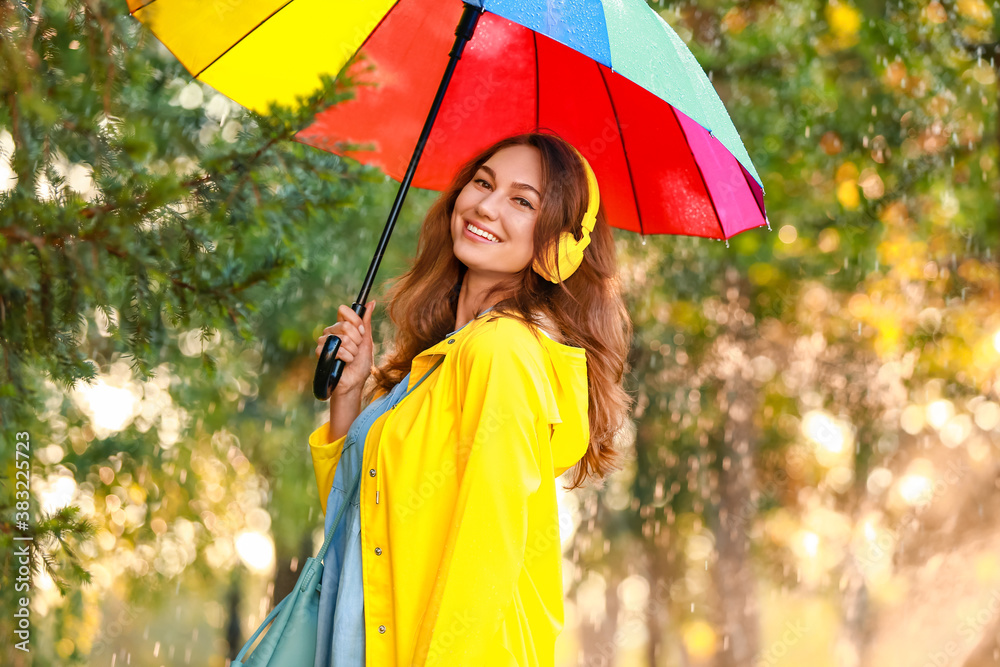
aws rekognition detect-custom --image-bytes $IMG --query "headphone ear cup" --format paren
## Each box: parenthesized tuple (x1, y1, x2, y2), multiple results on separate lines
(533, 231, 582, 283)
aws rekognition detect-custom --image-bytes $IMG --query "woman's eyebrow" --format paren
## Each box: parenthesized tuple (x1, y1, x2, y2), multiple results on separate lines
(479, 165, 541, 199)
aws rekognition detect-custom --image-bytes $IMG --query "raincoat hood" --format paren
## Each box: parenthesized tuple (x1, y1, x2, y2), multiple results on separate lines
(531, 325, 591, 478)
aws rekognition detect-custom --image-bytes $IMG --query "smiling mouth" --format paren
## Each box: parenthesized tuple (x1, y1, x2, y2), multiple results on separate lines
(464, 221, 501, 243)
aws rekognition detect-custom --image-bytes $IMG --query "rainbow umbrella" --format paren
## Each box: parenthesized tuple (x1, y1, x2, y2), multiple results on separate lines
(127, 0, 768, 398)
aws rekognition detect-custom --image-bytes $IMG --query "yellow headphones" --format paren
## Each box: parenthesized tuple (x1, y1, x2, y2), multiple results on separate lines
(532, 145, 600, 284)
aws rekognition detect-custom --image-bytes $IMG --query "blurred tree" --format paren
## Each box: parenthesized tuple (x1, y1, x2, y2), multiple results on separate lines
(577, 0, 999, 665)
(0, 0, 431, 664)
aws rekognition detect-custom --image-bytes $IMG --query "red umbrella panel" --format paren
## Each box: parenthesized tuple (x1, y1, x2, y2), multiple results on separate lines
(297, 2, 767, 241)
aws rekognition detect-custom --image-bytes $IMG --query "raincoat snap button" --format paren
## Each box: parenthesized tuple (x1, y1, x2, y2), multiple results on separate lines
(369, 469, 376, 477)
(375, 547, 382, 555)
(447, 338, 455, 344)
(378, 625, 386, 634)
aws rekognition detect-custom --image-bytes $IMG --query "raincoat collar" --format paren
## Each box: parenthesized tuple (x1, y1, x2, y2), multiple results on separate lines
(406, 306, 497, 390)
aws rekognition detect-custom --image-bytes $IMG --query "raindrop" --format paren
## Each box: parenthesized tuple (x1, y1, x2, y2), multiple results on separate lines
(641, 236, 646, 246)
(858, 322, 862, 336)
(875, 258, 879, 271)
(725, 238, 729, 248)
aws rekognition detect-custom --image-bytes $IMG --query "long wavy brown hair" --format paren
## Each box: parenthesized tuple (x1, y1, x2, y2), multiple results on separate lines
(364, 131, 635, 489)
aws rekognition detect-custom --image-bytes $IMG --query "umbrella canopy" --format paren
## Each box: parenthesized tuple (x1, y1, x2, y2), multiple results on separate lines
(128, 0, 767, 240)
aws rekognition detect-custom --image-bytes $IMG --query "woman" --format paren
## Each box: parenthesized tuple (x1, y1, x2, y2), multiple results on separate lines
(309, 131, 634, 666)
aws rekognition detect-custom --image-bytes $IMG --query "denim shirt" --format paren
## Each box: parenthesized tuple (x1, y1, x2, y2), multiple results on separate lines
(313, 369, 412, 667)
(314, 309, 497, 667)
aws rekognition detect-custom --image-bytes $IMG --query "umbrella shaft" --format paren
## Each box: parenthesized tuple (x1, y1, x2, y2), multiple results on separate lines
(353, 2, 483, 307)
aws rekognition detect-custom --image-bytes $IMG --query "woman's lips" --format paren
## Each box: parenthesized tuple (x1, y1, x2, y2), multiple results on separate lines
(463, 223, 500, 244)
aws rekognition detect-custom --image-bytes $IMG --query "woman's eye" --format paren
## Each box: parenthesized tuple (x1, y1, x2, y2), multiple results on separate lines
(474, 177, 533, 209)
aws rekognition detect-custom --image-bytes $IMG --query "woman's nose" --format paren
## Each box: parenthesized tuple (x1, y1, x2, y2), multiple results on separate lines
(475, 190, 502, 219)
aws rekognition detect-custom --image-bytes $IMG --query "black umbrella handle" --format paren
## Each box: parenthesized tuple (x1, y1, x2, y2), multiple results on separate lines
(313, 301, 367, 401)
(312, 3, 482, 401)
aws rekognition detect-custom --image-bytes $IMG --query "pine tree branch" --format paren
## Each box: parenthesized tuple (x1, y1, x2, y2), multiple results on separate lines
(78, 174, 214, 219)
(21, 0, 44, 70)
(1, 224, 286, 300)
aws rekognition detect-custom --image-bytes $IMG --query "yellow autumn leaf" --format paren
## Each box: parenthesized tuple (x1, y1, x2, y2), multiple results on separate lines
(874, 316, 902, 356)
(682, 620, 717, 660)
(837, 179, 861, 209)
(836, 161, 859, 183)
(722, 7, 748, 34)
(826, 1, 862, 37)
(958, 0, 993, 24)
(923, 1, 948, 23)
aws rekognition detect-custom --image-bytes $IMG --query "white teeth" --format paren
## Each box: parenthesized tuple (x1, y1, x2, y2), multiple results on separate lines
(466, 222, 499, 243)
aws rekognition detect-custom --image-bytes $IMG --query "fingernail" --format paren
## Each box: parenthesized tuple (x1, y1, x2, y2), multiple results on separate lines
(360, 325, 365, 334)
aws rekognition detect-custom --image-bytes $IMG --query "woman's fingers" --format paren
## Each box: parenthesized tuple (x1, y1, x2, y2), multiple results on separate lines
(314, 301, 376, 360)
(315, 337, 357, 361)
(360, 300, 375, 339)
(338, 304, 366, 339)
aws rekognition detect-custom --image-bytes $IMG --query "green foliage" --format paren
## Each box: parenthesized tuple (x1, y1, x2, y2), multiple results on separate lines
(0, 1, 430, 663)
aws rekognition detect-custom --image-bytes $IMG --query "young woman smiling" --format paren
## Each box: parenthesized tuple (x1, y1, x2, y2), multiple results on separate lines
(310, 131, 634, 666)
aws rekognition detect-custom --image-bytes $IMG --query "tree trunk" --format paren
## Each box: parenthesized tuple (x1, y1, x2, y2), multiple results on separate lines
(710, 388, 761, 667)
(579, 567, 622, 667)
(835, 559, 869, 667)
(710, 272, 761, 667)
(647, 540, 692, 667)
(225, 567, 243, 660)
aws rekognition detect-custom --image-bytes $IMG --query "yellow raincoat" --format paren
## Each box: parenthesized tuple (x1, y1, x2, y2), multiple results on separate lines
(308, 311, 590, 666)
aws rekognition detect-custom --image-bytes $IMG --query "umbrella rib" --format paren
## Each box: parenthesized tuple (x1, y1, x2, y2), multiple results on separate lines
(668, 104, 726, 240)
(194, 0, 299, 79)
(128, 0, 158, 14)
(596, 65, 644, 237)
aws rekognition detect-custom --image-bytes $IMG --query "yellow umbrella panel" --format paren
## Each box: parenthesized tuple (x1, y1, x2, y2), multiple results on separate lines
(128, 0, 397, 112)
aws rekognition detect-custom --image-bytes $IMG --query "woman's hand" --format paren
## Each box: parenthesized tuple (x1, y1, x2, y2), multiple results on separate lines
(316, 301, 376, 397)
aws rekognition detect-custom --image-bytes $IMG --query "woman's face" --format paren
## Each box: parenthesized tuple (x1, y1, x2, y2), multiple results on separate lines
(451, 144, 543, 279)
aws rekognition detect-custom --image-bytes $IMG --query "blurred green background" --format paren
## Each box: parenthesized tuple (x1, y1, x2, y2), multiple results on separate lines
(1, 0, 998, 665)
